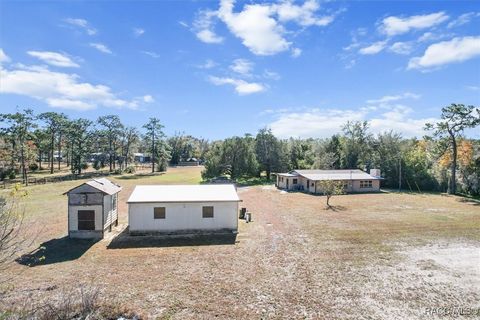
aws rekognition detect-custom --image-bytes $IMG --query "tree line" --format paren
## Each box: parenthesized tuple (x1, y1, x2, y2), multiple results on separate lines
(1, 104, 479, 195)
(202, 104, 479, 196)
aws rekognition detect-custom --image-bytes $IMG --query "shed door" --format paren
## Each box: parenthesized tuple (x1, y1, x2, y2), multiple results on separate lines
(78, 210, 95, 230)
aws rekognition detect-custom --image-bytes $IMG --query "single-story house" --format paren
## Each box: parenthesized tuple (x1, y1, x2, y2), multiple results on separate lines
(276, 169, 382, 193)
(127, 184, 241, 234)
(64, 178, 122, 239)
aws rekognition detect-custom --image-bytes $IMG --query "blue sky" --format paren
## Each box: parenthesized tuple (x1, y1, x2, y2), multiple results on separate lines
(1, 0, 479, 139)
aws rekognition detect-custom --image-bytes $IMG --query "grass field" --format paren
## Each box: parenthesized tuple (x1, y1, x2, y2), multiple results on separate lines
(1, 167, 479, 319)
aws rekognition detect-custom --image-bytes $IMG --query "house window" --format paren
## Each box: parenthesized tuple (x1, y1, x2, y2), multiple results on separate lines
(78, 210, 95, 230)
(360, 180, 373, 188)
(281, 177, 284, 182)
(202, 206, 214, 218)
(311, 182, 314, 187)
(293, 179, 298, 184)
(154, 207, 166, 219)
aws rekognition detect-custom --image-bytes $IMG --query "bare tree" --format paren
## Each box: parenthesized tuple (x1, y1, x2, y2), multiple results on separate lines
(0, 184, 31, 276)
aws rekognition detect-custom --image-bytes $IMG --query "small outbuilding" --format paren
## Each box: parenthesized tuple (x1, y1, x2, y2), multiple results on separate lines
(64, 178, 122, 239)
(127, 184, 240, 234)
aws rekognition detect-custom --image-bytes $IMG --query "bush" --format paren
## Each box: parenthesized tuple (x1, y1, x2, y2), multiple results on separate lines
(28, 163, 39, 171)
(8, 170, 16, 180)
(81, 163, 89, 170)
(114, 168, 123, 174)
(125, 166, 136, 174)
(93, 160, 101, 171)
(3, 286, 143, 320)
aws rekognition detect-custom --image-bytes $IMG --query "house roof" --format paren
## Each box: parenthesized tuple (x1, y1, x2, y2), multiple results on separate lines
(127, 184, 241, 203)
(292, 169, 382, 181)
(64, 178, 122, 195)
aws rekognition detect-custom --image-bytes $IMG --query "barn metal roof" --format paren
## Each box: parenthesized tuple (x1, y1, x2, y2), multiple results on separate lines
(64, 177, 122, 195)
(127, 184, 241, 203)
(293, 169, 382, 181)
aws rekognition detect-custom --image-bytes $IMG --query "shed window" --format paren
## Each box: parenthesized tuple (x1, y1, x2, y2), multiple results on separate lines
(293, 179, 298, 184)
(154, 207, 166, 219)
(78, 210, 95, 230)
(202, 206, 214, 218)
(360, 180, 373, 188)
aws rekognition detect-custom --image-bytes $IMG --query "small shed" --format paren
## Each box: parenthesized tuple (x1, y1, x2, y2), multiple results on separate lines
(64, 178, 122, 239)
(127, 184, 240, 234)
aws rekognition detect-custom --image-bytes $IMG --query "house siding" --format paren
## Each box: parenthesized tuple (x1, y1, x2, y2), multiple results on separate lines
(128, 201, 239, 233)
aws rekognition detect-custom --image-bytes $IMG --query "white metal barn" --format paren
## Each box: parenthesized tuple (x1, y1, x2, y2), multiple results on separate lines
(64, 178, 122, 239)
(127, 185, 240, 234)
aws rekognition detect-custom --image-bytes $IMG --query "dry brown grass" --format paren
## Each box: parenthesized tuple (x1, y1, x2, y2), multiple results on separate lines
(1, 173, 479, 319)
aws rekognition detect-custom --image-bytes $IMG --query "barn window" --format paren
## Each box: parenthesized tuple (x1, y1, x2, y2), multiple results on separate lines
(360, 180, 373, 188)
(293, 179, 298, 184)
(154, 207, 166, 219)
(80, 194, 87, 204)
(202, 206, 214, 218)
(78, 210, 95, 230)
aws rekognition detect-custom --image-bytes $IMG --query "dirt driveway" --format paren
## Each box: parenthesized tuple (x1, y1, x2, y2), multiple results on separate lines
(2, 186, 480, 319)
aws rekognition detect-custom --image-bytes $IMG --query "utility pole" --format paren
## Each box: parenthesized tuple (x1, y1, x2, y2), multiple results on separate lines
(398, 157, 402, 192)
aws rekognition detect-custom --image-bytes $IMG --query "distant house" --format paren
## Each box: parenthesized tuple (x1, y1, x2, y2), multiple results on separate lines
(276, 169, 382, 193)
(64, 178, 122, 239)
(127, 184, 240, 234)
(178, 157, 200, 166)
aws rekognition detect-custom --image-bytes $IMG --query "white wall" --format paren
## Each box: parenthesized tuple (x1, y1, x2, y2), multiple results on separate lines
(128, 201, 239, 232)
(103, 193, 118, 230)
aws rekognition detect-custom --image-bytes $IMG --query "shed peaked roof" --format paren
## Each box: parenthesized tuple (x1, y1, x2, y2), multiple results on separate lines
(64, 177, 122, 195)
(291, 169, 381, 181)
(127, 184, 240, 203)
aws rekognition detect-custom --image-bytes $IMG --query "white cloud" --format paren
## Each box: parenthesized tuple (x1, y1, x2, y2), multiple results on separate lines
(275, 0, 335, 27)
(0, 49, 11, 63)
(218, 0, 290, 55)
(197, 59, 217, 69)
(196, 29, 224, 44)
(379, 12, 449, 36)
(467, 85, 480, 91)
(389, 42, 414, 55)
(142, 95, 154, 103)
(64, 18, 97, 35)
(193, 0, 337, 56)
(291, 47, 302, 58)
(230, 58, 253, 75)
(27, 51, 79, 68)
(89, 43, 112, 54)
(208, 76, 265, 95)
(408, 36, 480, 70)
(0, 63, 145, 111)
(178, 21, 189, 28)
(359, 41, 387, 55)
(133, 28, 145, 37)
(417, 31, 452, 43)
(366, 92, 421, 104)
(268, 105, 435, 138)
(263, 69, 281, 80)
(193, 9, 224, 44)
(141, 51, 160, 58)
(447, 12, 480, 28)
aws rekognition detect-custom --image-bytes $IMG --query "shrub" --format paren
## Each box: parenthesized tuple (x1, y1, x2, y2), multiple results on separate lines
(114, 168, 123, 175)
(125, 166, 136, 174)
(81, 163, 89, 170)
(8, 170, 16, 180)
(93, 160, 101, 171)
(28, 163, 39, 171)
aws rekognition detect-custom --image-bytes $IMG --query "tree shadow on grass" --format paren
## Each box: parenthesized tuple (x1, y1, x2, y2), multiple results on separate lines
(456, 197, 480, 206)
(107, 228, 237, 249)
(325, 205, 347, 212)
(16, 236, 99, 267)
